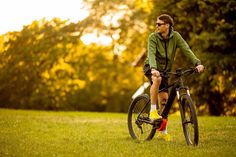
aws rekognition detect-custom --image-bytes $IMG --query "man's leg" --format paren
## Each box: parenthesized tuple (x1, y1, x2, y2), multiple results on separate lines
(149, 75, 162, 120)
(159, 92, 168, 114)
(157, 91, 171, 141)
(159, 91, 169, 132)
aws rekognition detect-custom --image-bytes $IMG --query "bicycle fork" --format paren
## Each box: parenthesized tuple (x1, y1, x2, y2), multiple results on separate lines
(176, 86, 190, 100)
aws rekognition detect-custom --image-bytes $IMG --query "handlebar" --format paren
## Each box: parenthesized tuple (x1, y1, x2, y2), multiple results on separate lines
(160, 67, 197, 78)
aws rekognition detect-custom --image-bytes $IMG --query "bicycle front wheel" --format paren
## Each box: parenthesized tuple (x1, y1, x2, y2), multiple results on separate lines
(127, 94, 156, 141)
(179, 94, 199, 146)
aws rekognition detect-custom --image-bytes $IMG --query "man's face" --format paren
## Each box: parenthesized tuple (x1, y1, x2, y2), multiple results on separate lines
(156, 19, 169, 33)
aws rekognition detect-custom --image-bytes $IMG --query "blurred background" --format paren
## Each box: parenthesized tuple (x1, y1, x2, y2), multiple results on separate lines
(0, 0, 235, 116)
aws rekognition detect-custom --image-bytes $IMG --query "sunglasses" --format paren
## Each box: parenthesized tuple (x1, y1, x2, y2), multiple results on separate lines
(156, 23, 166, 26)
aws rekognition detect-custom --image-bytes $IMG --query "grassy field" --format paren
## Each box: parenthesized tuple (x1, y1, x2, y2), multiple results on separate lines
(0, 109, 235, 157)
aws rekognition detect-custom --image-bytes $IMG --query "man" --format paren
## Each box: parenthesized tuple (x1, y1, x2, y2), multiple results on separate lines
(143, 14, 204, 141)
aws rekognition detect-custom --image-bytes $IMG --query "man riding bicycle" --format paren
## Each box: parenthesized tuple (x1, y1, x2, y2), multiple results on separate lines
(143, 14, 204, 141)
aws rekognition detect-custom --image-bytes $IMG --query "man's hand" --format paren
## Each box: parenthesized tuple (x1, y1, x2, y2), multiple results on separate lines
(195, 65, 204, 73)
(151, 69, 160, 77)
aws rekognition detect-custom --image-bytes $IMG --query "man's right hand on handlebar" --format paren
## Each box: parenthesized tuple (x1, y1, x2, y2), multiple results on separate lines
(151, 69, 160, 77)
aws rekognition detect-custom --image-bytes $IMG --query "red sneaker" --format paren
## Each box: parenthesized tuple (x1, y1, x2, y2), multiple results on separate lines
(158, 118, 168, 131)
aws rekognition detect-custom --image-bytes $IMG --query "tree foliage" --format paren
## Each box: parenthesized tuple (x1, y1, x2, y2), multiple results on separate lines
(167, 0, 236, 115)
(0, 0, 235, 115)
(0, 17, 142, 112)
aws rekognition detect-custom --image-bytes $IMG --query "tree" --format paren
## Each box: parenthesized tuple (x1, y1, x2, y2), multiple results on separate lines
(0, 18, 83, 109)
(0, 0, 235, 115)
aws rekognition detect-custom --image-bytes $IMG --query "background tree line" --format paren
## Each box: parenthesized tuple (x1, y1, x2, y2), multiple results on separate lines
(0, 0, 235, 115)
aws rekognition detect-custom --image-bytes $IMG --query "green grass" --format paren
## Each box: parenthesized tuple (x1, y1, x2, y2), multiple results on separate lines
(0, 109, 235, 157)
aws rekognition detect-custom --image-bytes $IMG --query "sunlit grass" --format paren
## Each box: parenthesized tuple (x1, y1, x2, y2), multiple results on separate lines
(0, 109, 235, 157)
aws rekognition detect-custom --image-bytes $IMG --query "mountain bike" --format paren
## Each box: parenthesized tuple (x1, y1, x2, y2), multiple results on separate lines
(128, 67, 199, 146)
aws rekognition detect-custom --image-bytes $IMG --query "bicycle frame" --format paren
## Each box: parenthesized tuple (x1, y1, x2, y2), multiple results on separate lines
(159, 69, 194, 119)
(136, 68, 195, 123)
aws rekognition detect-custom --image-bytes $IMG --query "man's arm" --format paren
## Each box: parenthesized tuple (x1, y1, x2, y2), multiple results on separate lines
(148, 34, 158, 70)
(175, 32, 201, 66)
(175, 32, 204, 73)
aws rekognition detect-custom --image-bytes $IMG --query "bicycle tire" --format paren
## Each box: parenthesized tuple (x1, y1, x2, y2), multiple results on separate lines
(179, 94, 199, 146)
(127, 94, 156, 141)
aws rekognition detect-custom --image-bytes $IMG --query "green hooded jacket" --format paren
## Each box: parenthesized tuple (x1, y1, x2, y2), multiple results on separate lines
(144, 28, 201, 72)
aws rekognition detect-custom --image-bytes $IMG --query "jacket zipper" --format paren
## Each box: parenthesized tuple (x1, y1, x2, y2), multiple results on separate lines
(164, 40, 168, 71)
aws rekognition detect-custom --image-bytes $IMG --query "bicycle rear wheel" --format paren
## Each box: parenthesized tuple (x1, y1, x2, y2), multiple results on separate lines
(128, 94, 156, 141)
(179, 94, 199, 146)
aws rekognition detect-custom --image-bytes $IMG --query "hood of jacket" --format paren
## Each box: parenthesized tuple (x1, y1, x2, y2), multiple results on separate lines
(155, 27, 174, 40)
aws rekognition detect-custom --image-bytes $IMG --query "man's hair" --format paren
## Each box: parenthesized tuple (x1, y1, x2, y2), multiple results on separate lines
(157, 14, 174, 27)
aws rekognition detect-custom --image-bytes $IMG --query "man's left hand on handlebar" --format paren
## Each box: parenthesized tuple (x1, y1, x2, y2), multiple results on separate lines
(195, 65, 204, 73)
